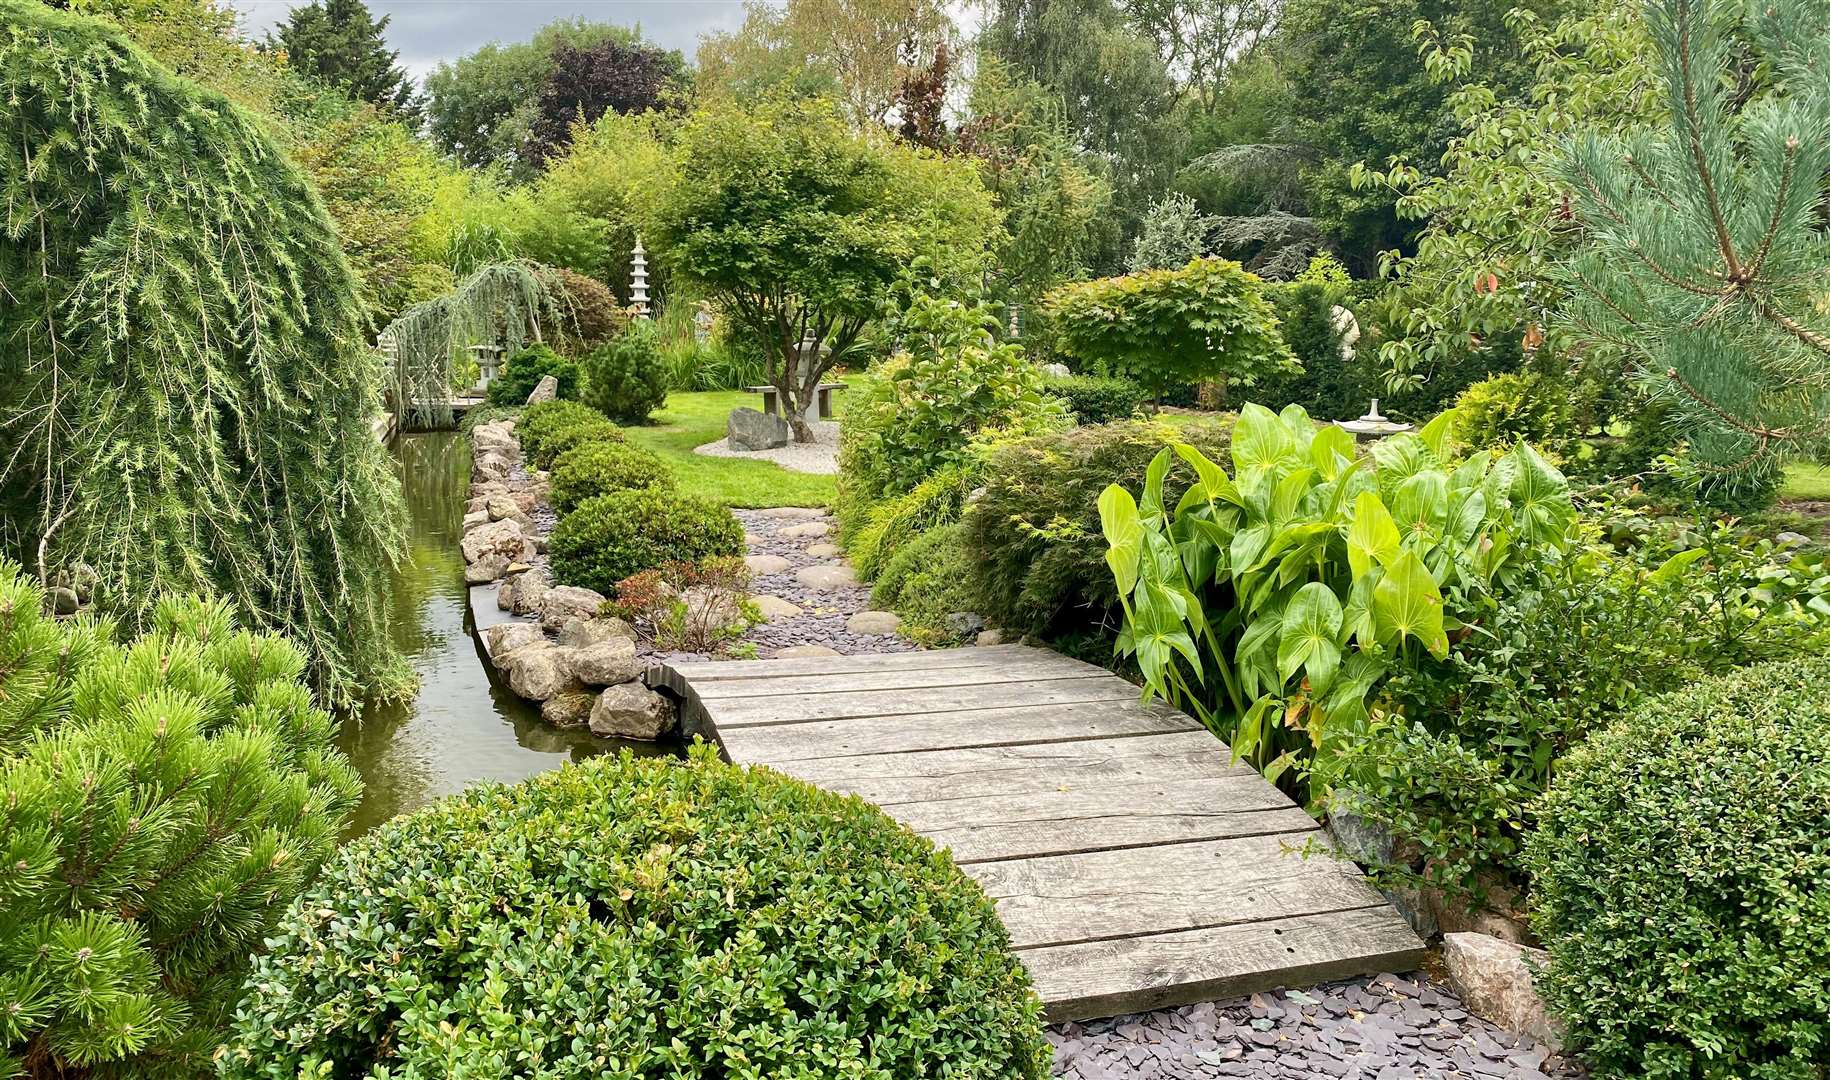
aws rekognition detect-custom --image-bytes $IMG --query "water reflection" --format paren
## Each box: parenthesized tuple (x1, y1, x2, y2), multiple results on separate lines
(337, 431, 667, 836)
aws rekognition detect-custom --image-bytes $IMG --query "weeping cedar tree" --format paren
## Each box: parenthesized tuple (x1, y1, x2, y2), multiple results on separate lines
(651, 96, 1000, 442)
(0, 1, 408, 705)
(1559, 0, 1830, 484)
(0, 564, 363, 1078)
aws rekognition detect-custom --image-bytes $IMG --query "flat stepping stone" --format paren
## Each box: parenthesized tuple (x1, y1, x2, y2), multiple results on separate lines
(779, 521, 831, 538)
(752, 595, 803, 622)
(745, 554, 792, 575)
(845, 610, 902, 635)
(755, 506, 826, 520)
(806, 543, 842, 558)
(795, 564, 859, 590)
(774, 644, 841, 658)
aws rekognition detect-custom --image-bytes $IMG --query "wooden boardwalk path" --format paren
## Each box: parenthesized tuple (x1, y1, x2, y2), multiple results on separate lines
(648, 644, 1425, 1022)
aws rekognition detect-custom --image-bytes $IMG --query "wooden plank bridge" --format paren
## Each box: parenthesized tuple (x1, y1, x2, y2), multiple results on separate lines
(647, 644, 1425, 1022)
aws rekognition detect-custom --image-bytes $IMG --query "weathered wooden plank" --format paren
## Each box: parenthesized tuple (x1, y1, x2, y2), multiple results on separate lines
(760, 731, 1247, 802)
(705, 675, 1142, 728)
(899, 777, 1319, 864)
(656, 644, 1047, 683)
(966, 832, 1385, 950)
(720, 699, 1201, 762)
(686, 654, 1108, 699)
(1021, 906, 1428, 1022)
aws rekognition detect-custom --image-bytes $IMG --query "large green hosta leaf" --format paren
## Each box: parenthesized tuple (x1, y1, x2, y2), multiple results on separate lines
(1278, 582, 1344, 693)
(1346, 491, 1400, 578)
(1099, 484, 1143, 595)
(1506, 442, 1576, 544)
(1232, 402, 1300, 484)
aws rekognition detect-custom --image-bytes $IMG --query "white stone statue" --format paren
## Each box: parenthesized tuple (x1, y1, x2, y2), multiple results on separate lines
(1330, 305, 1361, 361)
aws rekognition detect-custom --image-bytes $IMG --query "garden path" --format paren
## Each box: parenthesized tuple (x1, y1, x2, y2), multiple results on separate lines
(648, 511, 1581, 1079)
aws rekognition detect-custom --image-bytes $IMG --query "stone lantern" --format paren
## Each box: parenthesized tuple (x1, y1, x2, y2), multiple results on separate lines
(630, 237, 650, 318)
(469, 343, 505, 391)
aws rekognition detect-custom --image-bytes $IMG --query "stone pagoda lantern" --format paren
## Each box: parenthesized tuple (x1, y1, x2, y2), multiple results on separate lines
(630, 237, 650, 318)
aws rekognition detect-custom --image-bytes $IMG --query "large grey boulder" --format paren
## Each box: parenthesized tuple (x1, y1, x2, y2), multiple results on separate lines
(471, 422, 519, 456)
(1440, 932, 1562, 1051)
(485, 621, 545, 663)
(464, 554, 509, 584)
(726, 407, 790, 451)
(526, 374, 559, 405)
(507, 567, 553, 617)
(473, 451, 515, 484)
(541, 585, 607, 629)
(502, 641, 583, 701)
(589, 682, 676, 740)
(567, 635, 642, 686)
(461, 519, 532, 566)
(557, 615, 635, 648)
(541, 690, 598, 728)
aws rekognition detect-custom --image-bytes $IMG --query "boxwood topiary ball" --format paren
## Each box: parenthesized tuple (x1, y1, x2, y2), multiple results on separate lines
(1525, 656, 1830, 1079)
(548, 489, 744, 594)
(220, 747, 1052, 1078)
(516, 399, 616, 463)
(549, 441, 674, 513)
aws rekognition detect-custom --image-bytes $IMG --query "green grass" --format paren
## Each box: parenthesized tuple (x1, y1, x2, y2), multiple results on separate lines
(624, 391, 837, 509)
(1781, 462, 1830, 502)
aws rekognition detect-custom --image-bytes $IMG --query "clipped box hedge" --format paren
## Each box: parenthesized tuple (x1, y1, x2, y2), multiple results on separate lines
(220, 747, 1051, 1078)
(548, 489, 745, 595)
(1527, 656, 1830, 1079)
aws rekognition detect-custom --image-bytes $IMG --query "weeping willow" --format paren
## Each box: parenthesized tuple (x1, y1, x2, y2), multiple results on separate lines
(0, 1, 408, 706)
(381, 261, 563, 429)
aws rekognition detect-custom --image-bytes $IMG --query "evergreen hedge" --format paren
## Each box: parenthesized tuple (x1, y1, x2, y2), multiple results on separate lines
(516, 400, 624, 468)
(221, 747, 1051, 1078)
(548, 441, 675, 513)
(1527, 656, 1830, 1079)
(549, 490, 744, 595)
(0, 563, 361, 1077)
(0, 1, 405, 704)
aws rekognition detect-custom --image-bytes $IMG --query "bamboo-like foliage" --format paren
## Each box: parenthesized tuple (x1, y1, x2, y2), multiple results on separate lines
(1559, 0, 1830, 478)
(378, 260, 563, 429)
(0, 1, 407, 706)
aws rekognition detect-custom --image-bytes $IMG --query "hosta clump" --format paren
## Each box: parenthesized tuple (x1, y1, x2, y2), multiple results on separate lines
(0, 563, 360, 1078)
(549, 440, 674, 513)
(1101, 403, 1575, 792)
(1526, 657, 1830, 1079)
(220, 747, 1051, 1079)
(549, 490, 745, 595)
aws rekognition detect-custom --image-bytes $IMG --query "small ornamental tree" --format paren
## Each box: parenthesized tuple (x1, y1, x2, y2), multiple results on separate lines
(1559, 0, 1830, 481)
(652, 96, 1001, 441)
(1041, 257, 1296, 402)
(0, 564, 362, 1078)
(521, 35, 685, 167)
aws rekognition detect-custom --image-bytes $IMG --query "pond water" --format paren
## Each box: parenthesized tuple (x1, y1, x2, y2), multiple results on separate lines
(336, 431, 665, 835)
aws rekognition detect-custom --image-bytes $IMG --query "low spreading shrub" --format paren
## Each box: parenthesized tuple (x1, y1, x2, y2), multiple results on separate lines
(548, 440, 674, 513)
(1526, 656, 1830, 1080)
(532, 418, 627, 471)
(220, 747, 1051, 1078)
(869, 523, 980, 644)
(0, 565, 360, 1077)
(964, 416, 1232, 637)
(516, 399, 612, 463)
(485, 343, 580, 406)
(1049, 375, 1149, 425)
(581, 319, 670, 425)
(549, 489, 745, 594)
(848, 461, 976, 580)
(1451, 370, 1577, 451)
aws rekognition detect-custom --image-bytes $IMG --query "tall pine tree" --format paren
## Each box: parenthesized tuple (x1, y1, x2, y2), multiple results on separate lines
(1560, 0, 1830, 481)
(271, 0, 414, 111)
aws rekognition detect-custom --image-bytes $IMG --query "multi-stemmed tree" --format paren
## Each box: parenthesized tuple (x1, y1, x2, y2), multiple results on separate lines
(1559, 0, 1830, 482)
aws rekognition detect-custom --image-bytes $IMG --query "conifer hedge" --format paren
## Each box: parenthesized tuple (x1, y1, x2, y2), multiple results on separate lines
(0, 1, 405, 705)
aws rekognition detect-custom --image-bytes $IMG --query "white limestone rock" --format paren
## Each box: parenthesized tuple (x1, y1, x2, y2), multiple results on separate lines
(589, 682, 676, 740)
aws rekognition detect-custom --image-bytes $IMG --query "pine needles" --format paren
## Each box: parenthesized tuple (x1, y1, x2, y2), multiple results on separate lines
(0, 1, 408, 706)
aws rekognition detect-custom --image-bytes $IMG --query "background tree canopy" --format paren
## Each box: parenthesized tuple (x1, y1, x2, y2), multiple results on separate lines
(0, 0, 407, 705)
(267, 0, 415, 113)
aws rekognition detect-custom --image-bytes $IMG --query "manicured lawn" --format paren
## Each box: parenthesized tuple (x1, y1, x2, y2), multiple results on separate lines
(625, 390, 838, 509)
(1781, 462, 1830, 502)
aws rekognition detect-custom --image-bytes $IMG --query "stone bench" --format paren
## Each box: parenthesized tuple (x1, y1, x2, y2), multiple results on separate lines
(745, 383, 846, 422)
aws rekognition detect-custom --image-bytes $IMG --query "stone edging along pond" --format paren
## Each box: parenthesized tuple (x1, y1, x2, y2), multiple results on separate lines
(458, 416, 680, 741)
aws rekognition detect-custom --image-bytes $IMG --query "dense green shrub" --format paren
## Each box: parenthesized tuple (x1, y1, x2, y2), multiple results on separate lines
(0, 564, 361, 1077)
(838, 299, 1066, 527)
(0, 2, 404, 705)
(1451, 370, 1576, 451)
(1247, 283, 1369, 420)
(849, 462, 977, 581)
(1526, 656, 1830, 1080)
(581, 319, 671, 425)
(531, 418, 627, 471)
(870, 524, 981, 644)
(549, 265, 626, 354)
(964, 416, 1232, 637)
(1039, 257, 1296, 400)
(485, 343, 580, 405)
(221, 747, 1050, 1078)
(515, 399, 607, 457)
(1049, 375, 1150, 425)
(548, 440, 675, 513)
(549, 490, 745, 594)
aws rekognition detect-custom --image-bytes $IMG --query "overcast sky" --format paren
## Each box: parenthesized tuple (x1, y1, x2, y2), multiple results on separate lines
(225, 1, 753, 79)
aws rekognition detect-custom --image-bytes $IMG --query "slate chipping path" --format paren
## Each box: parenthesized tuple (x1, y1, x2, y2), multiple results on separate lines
(668, 506, 1581, 1079)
